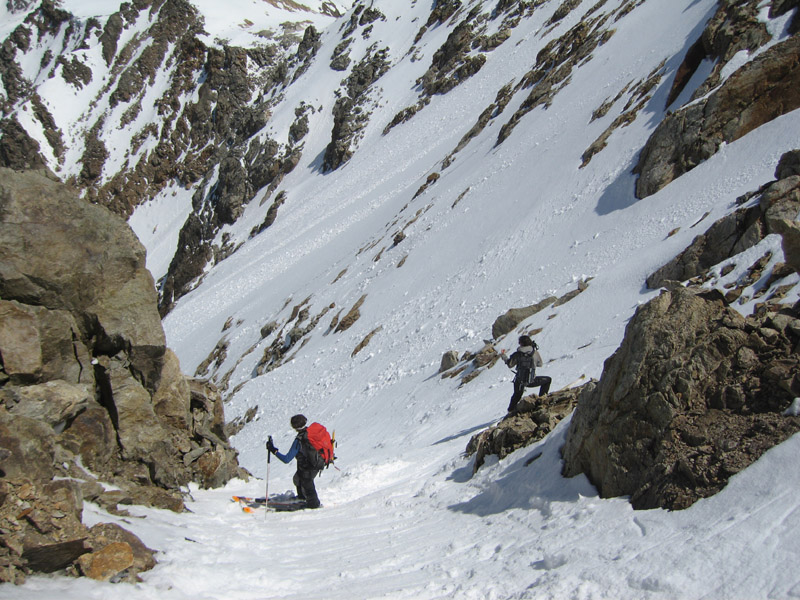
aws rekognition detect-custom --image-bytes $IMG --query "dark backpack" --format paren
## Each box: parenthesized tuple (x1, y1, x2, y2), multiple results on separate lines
(516, 352, 537, 386)
(301, 422, 335, 470)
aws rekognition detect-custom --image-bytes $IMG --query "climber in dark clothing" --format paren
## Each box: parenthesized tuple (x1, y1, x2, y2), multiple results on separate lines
(503, 335, 551, 413)
(266, 414, 321, 509)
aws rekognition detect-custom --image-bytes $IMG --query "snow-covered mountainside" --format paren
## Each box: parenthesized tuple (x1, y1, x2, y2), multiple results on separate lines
(3, 0, 800, 597)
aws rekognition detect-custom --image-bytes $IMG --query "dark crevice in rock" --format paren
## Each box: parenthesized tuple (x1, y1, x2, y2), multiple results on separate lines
(92, 361, 120, 443)
(665, 37, 709, 109)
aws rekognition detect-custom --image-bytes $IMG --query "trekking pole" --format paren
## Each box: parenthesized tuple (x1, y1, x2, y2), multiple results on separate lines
(265, 436, 272, 520)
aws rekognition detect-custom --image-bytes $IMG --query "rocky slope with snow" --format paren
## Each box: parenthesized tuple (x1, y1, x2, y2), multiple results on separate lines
(472, 151, 800, 511)
(4, 0, 795, 316)
(2, 0, 800, 596)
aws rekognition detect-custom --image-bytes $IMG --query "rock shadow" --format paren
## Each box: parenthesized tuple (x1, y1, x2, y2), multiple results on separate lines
(448, 424, 598, 517)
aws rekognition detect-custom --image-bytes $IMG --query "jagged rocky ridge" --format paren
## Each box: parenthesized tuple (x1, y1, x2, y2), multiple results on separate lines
(0, 0, 797, 326)
(0, 169, 246, 583)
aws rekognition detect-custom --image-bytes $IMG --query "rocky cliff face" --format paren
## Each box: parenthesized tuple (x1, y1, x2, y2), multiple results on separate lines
(0, 0, 335, 315)
(0, 168, 245, 583)
(557, 155, 800, 510)
(561, 286, 800, 510)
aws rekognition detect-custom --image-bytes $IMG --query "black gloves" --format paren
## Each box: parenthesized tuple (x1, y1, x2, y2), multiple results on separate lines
(266, 438, 277, 454)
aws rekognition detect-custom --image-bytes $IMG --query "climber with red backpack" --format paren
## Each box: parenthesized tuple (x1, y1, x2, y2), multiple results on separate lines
(267, 414, 334, 509)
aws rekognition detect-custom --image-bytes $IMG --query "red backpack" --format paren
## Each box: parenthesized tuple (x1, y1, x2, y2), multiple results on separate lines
(305, 422, 335, 469)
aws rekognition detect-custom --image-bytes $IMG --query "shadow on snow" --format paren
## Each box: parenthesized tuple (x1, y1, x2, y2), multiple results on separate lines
(447, 423, 599, 517)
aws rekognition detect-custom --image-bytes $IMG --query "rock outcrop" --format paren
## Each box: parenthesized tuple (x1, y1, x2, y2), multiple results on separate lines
(647, 149, 800, 289)
(561, 287, 800, 510)
(322, 46, 391, 171)
(466, 386, 588, 473)
(471, 148, 800, 510)
(0, 169, 246, 583)
(634, 3, 800, 199)
(491, 279, 590, 339)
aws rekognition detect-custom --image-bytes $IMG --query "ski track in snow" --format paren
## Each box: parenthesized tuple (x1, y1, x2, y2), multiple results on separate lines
(7, 431, 800, 599)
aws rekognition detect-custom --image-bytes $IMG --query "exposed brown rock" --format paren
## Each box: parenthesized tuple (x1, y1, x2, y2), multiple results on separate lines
(778, 219, 800, 274)
(635, 36, 800, 198)
(0, 119, 47, 171)
(492, 297, 557, 339)
(78, 542, 134, 582)
(647, 151, 800, 289)
(335, 294, 368, 333)
(466, 385, 587, 472)
(0, 169, 245, 583)
(352, 326, 383, 357)
(561, 288, 800, 510)
(439, 350, 460, 373)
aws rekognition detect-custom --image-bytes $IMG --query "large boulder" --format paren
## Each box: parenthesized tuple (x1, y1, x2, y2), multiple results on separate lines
(0, 168, 165, 388)
(491, 297, 557, 339)
(561, 288, 800, 510)
(0, 169, 246, 583)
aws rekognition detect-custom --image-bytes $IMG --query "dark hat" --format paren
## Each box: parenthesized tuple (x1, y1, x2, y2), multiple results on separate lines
(519, 335, 533, 347)
(290, 414, 307, 430)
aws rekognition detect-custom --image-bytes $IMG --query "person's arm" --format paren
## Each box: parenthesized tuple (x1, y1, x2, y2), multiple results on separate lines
(506, 351, 518, 368)
(274, 438, 301, 464)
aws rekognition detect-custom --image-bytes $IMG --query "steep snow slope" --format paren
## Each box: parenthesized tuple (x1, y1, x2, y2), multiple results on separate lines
(6, 0, 800, 598)
(155, 0, 798, 472)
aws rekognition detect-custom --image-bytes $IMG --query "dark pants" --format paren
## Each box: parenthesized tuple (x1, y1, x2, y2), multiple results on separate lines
(293, 468, 321, 508)
(508, 375, 552, 412)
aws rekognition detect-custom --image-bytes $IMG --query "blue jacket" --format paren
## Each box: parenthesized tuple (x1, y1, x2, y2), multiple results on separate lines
(275, 438, 301, 464)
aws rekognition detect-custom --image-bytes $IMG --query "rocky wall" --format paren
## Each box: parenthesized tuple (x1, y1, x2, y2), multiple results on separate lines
(0, 168, 246, 583)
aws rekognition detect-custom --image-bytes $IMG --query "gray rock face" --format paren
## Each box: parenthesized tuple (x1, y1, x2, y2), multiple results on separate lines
(0, 169, 246, 583)
(561, 287, 800, 510)
(634, 34, 800, 199)
(0, 169, 165, 384)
